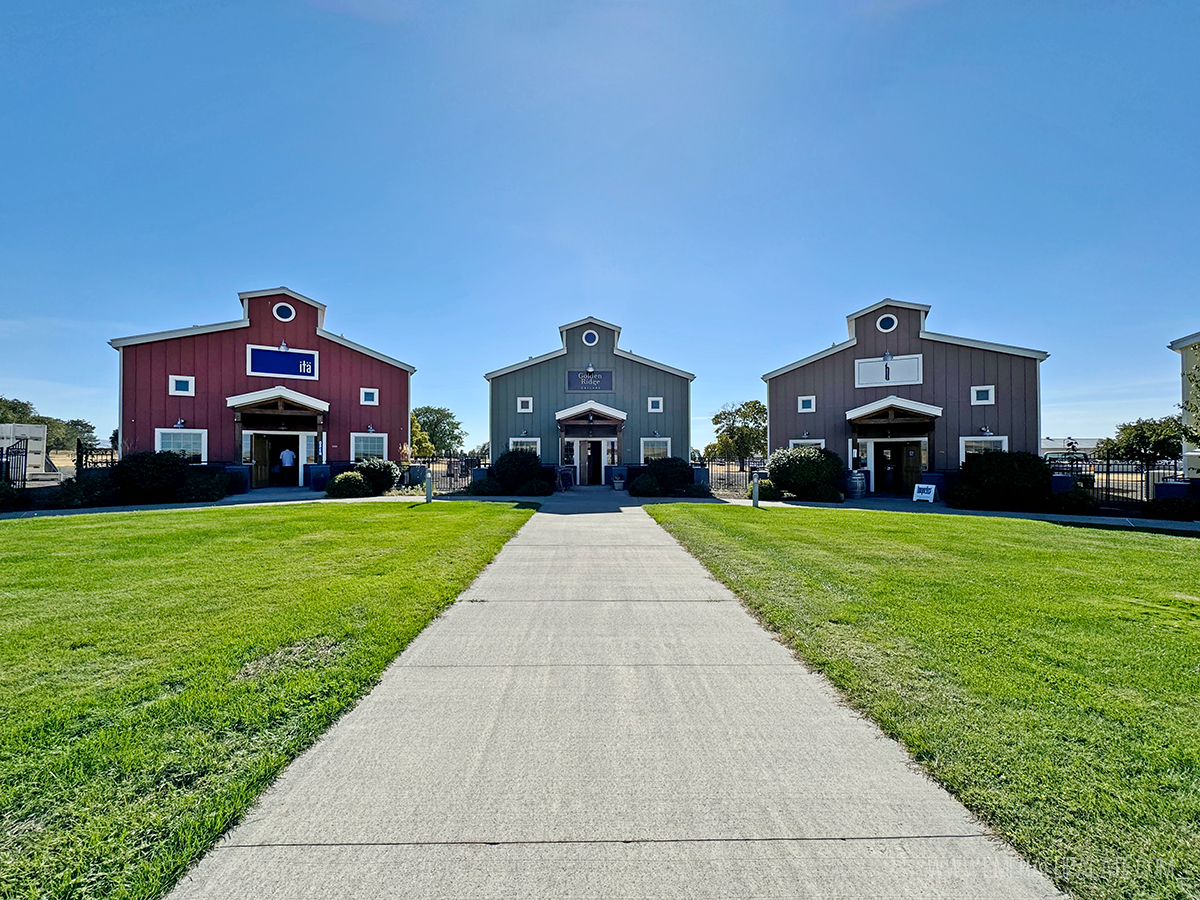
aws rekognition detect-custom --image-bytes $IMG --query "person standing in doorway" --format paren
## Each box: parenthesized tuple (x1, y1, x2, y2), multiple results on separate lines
(279, 446, 297, 484)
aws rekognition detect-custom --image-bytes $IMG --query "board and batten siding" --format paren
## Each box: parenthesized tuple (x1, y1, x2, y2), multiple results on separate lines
(488, 322, 691, 465)
(766, 304, 1042, 470)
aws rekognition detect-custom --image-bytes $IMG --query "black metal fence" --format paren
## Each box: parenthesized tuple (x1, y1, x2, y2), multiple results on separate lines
(1, 439, 28, 489)
(704, 457, 768, 497)
(76, 439, 117, 472)
(1053, 454, 1186, 512)
(410, 454, 485, 494)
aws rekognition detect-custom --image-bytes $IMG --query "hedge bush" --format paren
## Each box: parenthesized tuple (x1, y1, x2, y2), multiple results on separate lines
(766, 446, 842, 496)
(947, 451, 1052, 512)
(628, 473, 665, 497)
(647, 457, 692, 493)
(0, 479, 22, 511)
(355, 457, 400, 495)
(1049, 485, 1098, 515)
(491, 449, 544, 493)
(517, 477, 554, 496)
(177, 469, 232, 503)
(111, 452, 191, 505)
(1142, 497, 1199, 522)
(325, 471, 373, 498)
(466, 477, 507, 495)
(793, 482, 843, 503)
(676, 482, 713, 498)
(745, 478, 783, 501)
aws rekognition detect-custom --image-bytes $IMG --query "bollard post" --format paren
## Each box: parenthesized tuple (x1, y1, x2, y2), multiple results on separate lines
(752, 471, 760, 508)
(425, 470, 433, 504)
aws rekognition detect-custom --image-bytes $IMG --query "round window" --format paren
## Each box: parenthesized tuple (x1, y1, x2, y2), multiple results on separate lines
(876, 313, 897, 333)
(582, 329, 599, 347)
(273, 302, 296, 322)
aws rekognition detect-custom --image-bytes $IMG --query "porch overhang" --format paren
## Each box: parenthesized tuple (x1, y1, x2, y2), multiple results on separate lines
(845, 395, 943, 422)
(555, 400, 628, 422)
(226, 386, 330, 413)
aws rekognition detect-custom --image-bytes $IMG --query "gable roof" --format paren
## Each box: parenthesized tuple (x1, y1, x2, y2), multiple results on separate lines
(1169, 330, 1200, 352)
(225, 385, 331, 412)
(484, 317, 695, 381)
(845, 395, 944, 420)
(846, 298, 931, 338)
(239, 287, 327, 328)
(555, 400, 628, 421)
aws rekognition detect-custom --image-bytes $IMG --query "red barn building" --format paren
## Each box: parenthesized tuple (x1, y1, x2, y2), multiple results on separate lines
(110, 287, 414, 488)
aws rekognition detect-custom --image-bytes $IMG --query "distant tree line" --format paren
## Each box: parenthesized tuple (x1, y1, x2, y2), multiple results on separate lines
(0, 396, 98, 450)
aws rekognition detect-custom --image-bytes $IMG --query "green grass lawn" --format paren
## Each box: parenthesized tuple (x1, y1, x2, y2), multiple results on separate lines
(646, 504, 1199, 900)
(0, 500, 533, 900)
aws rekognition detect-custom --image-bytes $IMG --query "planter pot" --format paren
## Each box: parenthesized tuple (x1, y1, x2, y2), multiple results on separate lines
(613, 477, 626, 491)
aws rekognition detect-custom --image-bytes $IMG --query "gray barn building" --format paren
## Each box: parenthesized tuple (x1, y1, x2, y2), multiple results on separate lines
(763, 299, 1048, 495)
(485, 317, 694, 485)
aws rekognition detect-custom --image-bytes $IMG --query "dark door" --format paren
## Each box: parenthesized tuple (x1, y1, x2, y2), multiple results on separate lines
(586, 440, 603, 485)
(901, 443, 923, 495)
(268, 435, 300, 486)
(874, 444, 899, 493)
(251, 434, 270, 488)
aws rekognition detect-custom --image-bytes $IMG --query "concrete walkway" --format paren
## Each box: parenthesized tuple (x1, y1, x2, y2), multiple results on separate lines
(169, 492, 1062, 899)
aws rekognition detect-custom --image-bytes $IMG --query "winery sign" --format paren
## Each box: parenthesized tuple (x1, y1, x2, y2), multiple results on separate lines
(566, 369, 614, 392)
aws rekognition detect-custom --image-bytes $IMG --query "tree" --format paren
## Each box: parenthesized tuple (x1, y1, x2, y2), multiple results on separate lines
(1095, 416, 1183, 497)
(710, 400, 768, 470)
(0, 396, 97, 450)
(408, 413, 436, 458)
(468, 441, 490, 459)
(412, 406, 465, 455)
(0, 396, 37, 423)
(110, 428, 120, 450)
(1181, 357, 1200, 445)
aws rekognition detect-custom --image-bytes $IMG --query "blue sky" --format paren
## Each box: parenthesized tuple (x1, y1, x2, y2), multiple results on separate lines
(2, 0, 1197, 450)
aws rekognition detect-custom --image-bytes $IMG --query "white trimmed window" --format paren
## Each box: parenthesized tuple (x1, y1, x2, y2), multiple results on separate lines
(970, 385, 995, 406)
(350, 432, 387, 462)
(789, 438, 826, 449)
(648, 397, 664, 413)
(960, 435, 1008, 459)
(517, 396, 534, 414)
(155, 428, 207, 463)
(509, 437, 541, 456)
(360, 387, 380, 406)
(641, 437, 671, 463)
(168, 375, 195, 397)
(797, 395, 816, 413)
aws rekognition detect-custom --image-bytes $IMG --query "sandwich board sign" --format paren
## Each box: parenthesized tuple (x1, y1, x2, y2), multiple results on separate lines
(913, 483, 937, 503)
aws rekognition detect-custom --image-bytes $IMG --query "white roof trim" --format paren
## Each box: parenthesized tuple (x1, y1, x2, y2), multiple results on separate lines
(226, 386, 330, 412)
(558, 316, 622, 343)
(109, 318, 250, 349)
(238, 286, 327, 311)
(613, 348, 695, 381)
(1168, 330, 1200, 352)
(919, 330, 1049, 361)
(846, 299, 931, 338)
(315, 328, 416, 373)
(484, 348, 568, 380)
(762, 338, 857, 382)
(555, 400, 628, 421)
(845, 395, 943, 420)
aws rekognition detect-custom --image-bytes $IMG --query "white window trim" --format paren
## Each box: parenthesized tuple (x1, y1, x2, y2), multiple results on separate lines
(168, 375, 195, 397)
(350, 432, 388, 461)
(797, 395, 816, 413)
(508, 436, 542, 456)
(360, 387, 380, 406)
(970, 384, 996, 406)
(517, 396, 534, 414)
(854, 353, 923, 388)
(272, 301, 297, 322)
(246, 343, 320, 380)
(640, 436, 672, 463)
(959, 435, 1009, 460)
(647, 397, 664, 413)
(154, 427, 208, 463)
(789, 438, 826, 449)
(582, 329, 599, 347)
(876, 313, 898, 333)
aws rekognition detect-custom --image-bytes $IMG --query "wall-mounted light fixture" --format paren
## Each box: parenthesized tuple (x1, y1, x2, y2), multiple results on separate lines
(173, 418, 185, 428)
(279, 340, 289, 352)
(586, 364, 594, 374)
(980, 426, 993, 436)
(367, 424, 375, 433)
(802, 431, 809, 439)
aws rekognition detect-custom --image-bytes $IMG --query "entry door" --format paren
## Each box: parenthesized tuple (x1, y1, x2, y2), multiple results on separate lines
(251, 434, 270, 488)
(587, 440, 603, 485)
(901, 443, 923, 494)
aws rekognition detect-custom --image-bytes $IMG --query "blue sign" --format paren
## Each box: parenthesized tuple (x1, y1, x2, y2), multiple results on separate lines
(566, 370, 613, 392)
(248, 346, 319, 380)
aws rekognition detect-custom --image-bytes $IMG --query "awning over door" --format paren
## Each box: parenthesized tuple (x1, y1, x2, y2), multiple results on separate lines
(556, 400, 626, 438)
(226, 386, 330, 412)
(846, 395, 941, 440)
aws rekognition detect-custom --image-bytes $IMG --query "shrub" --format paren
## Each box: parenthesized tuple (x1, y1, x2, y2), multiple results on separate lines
(491, 449, 543, 493)
(325, 471, 373, 498)
(746, 478, 783, 501)
(517, 477, 554, 496)
(676, 483, 713, 498)
(766, 446, 842, 496)
(647, 456, 692, 493)
(54, 469, 120, 509)
(177, 469, 232, 503)
(355, 457, 400, 495)
(793, 482, 844, 503)
(112, 451, 190, 505)
(466, 477, 507, 495)
(0, 479, 22, 511)
(226, 469, 249, 495)
(1142, 497, 1199, 522)
(1049, 486, 1098, 515)
(628, 473, 665, 497)
(953, 451, 1052, 512)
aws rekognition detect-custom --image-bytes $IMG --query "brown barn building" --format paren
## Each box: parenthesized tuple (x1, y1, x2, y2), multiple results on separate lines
(762, 299, 1048, 495)
(110, 288, 414, 488)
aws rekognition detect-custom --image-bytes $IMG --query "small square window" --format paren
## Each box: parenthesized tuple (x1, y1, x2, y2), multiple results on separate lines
(647, 397, 663, 413)
(168, 375, 195, 397)
(970, 385, 995, 406)
(797, 395, 816, 413)
(360, 387, 379, 406)
(517, 396, 534, 414)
